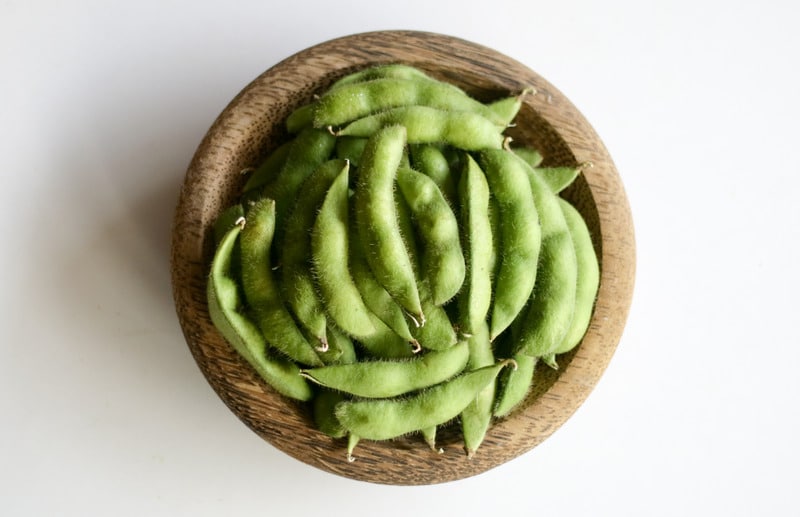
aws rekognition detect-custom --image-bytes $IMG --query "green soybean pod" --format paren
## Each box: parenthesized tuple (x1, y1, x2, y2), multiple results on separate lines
(354, 125, 424, 324)
(328, 63, 436, 90)
(392, 190, 458, 350)
(512, 146, 544, 169)
(338, 106, 504, 151)
(240, 141, 292, 204)
(546, 198, 600, 362)
(349, 217, 416, 344)
(335, 136, 368, 167)
(311, 164, 376, 339)
(281, 159, 348, 349)
(335, 359, 516, 441)
(457, 154, 494, 335)
(397, 166, 465, 305)
(313, 389, 347, 438)
(536, 166, 582, 194)
(410, 144, 457, 205)
(460, 321, 496, 456)
(263, 127, 336, 234)
(314, 77, 511, 128)
(479, 149, 541, 340)
(207, 222, 312, 401)
(411, 283, 458, 351)
(493, 352, 537, 417)
(421, 426, 440, 453)
(286, 103, 314, 134)
(212, 203, 245, 247)
(358, 315, 417, 359)
(485, 92, 526, 128)
(240, 199, 323, 367)
(300, 341, 469, 398)
(515, 160, 578, 361)
(326, 326, 358, 365)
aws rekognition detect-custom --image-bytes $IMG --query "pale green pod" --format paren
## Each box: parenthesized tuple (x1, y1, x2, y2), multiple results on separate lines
(311, 164, 376, 338)
(286, 103, 314, 133)
(536, 166, 582, 194)
(460, 321, 496, 456)
(326, 326, 358, 365)
(493, 352, 537, 417)
(240, 199, 323, 367)
(207, 223, 312, 401)
(397, 166, 465, 305)
(329, 63, 436, 90)
(354, 125, 424, 323)
(479, 149, 541, 340)
(546, 198, 600, 362)
(421, 426, 439, 452)
(335, 136, 368, 166)
(338, 106, 504, 151)
(281, 159, 347, 348)
(512, 146, 544, 169)
(300, 341, 469, 398)
(485, 94, 523, 128)
(335, 360, 515, 441)
(358, 315, 417, 359)
(457, 154, 494, 335)
(349, 217, 416, 343)
(515, 159, 578, 360)
(314, 77, 511, 128)
(241, 141, 292, 198)
(410, 144, 457, 205)
(263, 127, 336, 235)
(411, 282, 458, 351)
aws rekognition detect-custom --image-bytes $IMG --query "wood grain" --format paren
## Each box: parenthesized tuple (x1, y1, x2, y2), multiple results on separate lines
(170, 30, 635, 485)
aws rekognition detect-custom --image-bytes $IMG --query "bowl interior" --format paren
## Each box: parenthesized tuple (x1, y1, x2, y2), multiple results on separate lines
(171, 30, 633, 485)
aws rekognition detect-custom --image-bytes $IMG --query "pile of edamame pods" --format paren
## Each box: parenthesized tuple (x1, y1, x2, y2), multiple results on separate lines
(207, 64, 599, 461)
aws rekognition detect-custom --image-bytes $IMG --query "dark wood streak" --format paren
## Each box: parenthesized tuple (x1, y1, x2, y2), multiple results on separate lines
(170, 30, 635, 486)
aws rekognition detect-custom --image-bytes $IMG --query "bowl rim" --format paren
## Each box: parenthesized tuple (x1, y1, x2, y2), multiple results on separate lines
(171, 29, 635, 485)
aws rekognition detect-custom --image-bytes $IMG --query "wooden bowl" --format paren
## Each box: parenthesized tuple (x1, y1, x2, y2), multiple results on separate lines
(171, 30, 635, 485)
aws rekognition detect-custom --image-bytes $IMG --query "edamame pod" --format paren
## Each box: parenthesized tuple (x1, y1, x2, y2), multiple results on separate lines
(358, 315, 418, 359)
(457, 154, 494, 335)
(349, 217, 417, 344)
(311, 164, 376, 338)
(241, 141, 292, 197)
(537, 166, 582, 194)
(338, 106, 504, 151)
(300, 341, 469, 398)
(335, 359, 516, 441)
(493, 352, 536, 417)
(546, 198, 600, 362)
(207, 222, 312, 401)
(328, 63, 437, 90)
(515, 160, 578, 361)
(512, 146, 544, 168)
(479, 149, 541, 340)
(460, 321, 496, 456)
(281, 159, 348, 348)
(313, 389, 347, 438)
(314, 77, 511, 128)
(240, 199, 323, 367)
(354, 125, 424, 324)
(397, 166, 465, 305)
(263, 127, 336, 234)
(410, 144, 457, 205)
(286, 103, 313, 133)
(335, 136, 368, 166)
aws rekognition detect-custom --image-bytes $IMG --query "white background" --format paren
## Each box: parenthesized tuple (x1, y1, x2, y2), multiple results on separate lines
(2, 1, 799, 515)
